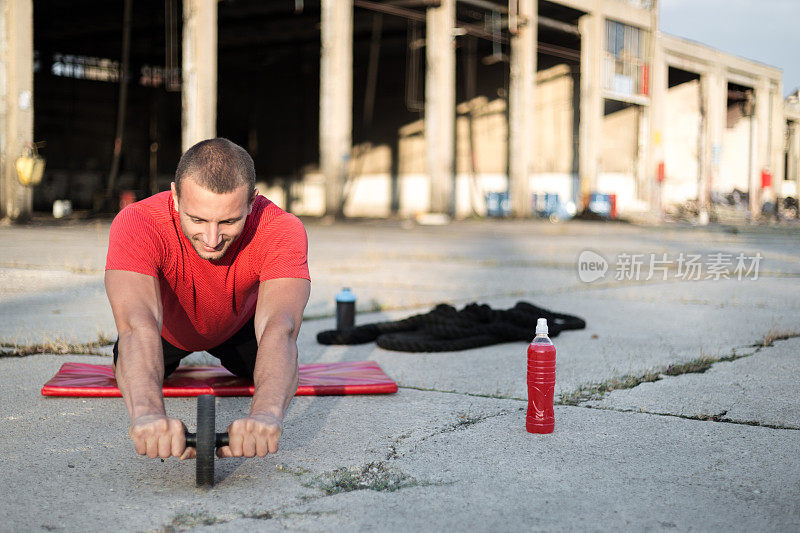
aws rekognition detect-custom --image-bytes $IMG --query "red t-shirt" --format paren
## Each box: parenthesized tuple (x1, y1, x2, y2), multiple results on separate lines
(106, 191, 310, 351)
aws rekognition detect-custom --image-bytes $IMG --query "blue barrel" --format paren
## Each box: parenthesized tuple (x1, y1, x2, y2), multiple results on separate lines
(588, 193, 612, 218)
(485, 192, 510, 217)
(533, 193, 560, 218)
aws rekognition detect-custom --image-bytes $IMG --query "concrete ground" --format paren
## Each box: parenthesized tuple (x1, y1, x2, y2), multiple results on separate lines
(1, 217, 798, 532)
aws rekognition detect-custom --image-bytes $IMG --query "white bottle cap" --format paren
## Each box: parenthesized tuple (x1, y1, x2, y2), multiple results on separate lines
(536, 318, 548, 335)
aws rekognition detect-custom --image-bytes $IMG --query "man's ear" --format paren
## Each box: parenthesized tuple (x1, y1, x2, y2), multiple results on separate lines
(248, 188, 258, 214)
(171, 182, 179, 210)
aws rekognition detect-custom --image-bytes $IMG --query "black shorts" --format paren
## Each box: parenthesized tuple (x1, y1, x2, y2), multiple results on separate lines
(112, 316, 258, 380)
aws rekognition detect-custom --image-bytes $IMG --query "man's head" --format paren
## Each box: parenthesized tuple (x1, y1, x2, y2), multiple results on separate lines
(171, 138, 256, 261)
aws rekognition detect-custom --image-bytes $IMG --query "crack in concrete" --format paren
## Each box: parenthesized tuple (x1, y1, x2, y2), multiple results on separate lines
(305, 461, 424, 495)
(159, 506, 335, 532)
(398, 384, 525, 402)
(383, 407, 524, 463)
(428, 408, 523, 437)
(558, 331, 800, 407)
(556, 348, 759, 407)
(557, 333, 800, 430)
(157, 465, 347, 531)
(579, 404, 800, 431)
(385, 431, 413, 461)
(157, 459, 427, 532)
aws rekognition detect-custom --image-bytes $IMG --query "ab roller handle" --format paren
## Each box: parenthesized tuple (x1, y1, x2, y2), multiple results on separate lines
(184, 433, 230, 449)
(184, 394, 229, 487)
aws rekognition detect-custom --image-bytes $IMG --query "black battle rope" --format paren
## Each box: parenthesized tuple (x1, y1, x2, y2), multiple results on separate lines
(316, 301, 586, 352)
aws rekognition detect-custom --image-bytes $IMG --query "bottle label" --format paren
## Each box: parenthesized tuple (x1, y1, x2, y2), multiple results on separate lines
(527, 342, 555, 433)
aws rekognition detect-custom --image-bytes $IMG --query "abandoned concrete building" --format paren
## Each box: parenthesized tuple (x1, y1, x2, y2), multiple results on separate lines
(1, 0, 797, 222)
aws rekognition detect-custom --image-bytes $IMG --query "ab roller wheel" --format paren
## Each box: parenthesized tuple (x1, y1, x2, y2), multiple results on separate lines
(184, 394, 229, 487)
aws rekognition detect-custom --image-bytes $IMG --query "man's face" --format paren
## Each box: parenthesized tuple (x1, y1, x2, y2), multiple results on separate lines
(171, 178, 254, 261)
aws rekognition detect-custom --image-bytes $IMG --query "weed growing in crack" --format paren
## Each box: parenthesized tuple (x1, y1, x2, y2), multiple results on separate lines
(385, 431, 413, 461)
(662, 352, 740, 376)
(163, 511, 222, 531)
(311, 462, 418, 495)
(161, 510, 283, 532)
(454, 411, 481, 429)
(694, 410, 728, 422)
(275, 463, 312, 477)
(760, 329, 800, 347)
(558, 371, 662, 406)
(385, 445, 399, 460)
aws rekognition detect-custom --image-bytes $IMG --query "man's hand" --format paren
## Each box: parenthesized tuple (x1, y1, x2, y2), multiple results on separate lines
(217, 413, 283, 458)
(129, 414, 193, 460)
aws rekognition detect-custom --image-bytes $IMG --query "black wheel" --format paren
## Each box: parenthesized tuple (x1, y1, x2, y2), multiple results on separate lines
(195, 394, 216, 487)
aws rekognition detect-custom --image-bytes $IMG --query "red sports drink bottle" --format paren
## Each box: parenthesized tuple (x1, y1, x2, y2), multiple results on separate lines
(527, 318, 555, 433)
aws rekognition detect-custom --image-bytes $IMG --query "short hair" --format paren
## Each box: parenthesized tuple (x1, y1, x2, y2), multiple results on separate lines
(174, 138, 255, 197)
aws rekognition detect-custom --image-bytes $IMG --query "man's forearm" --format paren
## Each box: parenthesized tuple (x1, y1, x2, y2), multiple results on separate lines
(250, 324, 300, 419)
(116, 327, 166, 420)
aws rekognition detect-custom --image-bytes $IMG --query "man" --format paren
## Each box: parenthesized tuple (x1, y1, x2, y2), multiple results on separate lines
(105, 138, 310, 461)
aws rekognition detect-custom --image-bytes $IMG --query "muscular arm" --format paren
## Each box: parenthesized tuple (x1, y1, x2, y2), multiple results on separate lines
(106, 270, 187, 458)
(251, 277, 310, 417)
(106, 270, 164, 417)
(219, 277, 310, 458)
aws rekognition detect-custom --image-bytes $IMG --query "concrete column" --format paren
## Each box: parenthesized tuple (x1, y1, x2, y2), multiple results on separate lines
(749, 77, 770, 218)
(508, 0, 537, 218)
(790, 121, 800, 206)
(182, 0, 217, 152)
(0, 0, 33, 221)
(578, 12, 603, 207)
(425, 0, 455, 216)
(793, 121, 800, 217)
(648, 36, 667, 213)
(769, 81, 785, 202)
(640, 6, 657, 212)
(789, 121, 800, 181)
(320, 0, 353, 217)
(635, 104, 648, 203)
(699, 67, 726, 221)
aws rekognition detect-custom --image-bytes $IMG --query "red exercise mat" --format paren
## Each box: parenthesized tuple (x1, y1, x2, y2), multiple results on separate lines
(41, 361, 398, 397)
